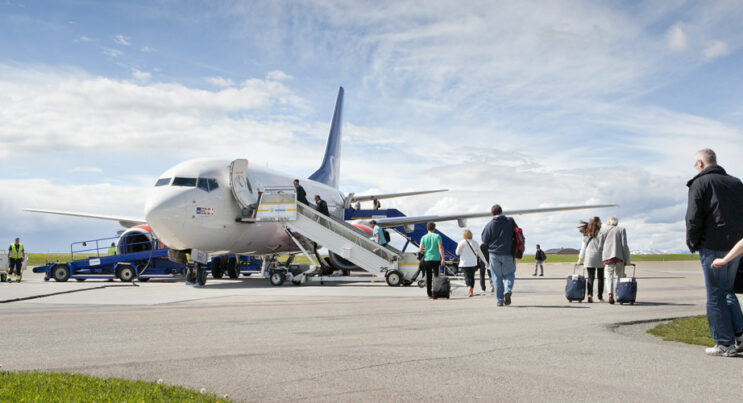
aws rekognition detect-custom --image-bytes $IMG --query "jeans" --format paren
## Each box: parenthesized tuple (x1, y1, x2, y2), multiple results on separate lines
(461, 266, 477, 288)
(586, 267, 604, 298)
(424, 260, 440, 297)
(489, 253, 516, 304)
(534, 260, 543, 276)
(479, 264, 491, 291)
(700, 248, 743, 346)
(605, 261, 625, 296)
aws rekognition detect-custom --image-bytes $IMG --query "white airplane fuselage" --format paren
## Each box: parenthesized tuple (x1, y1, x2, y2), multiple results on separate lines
(144, 159, 345, 255)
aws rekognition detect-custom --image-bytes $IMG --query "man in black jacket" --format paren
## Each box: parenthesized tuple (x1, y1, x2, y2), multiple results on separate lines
(482, 204, 516, 306)
(686, 148, 743, 357)
(293, 179, 309, 205)
(314, 195, 329, 216)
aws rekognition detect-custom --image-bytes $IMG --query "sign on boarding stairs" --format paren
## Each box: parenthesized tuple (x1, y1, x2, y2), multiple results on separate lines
(252, 187, 420, 281)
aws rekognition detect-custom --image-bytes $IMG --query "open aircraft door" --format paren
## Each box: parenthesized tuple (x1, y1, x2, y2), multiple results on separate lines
(230, 159, 258, 215)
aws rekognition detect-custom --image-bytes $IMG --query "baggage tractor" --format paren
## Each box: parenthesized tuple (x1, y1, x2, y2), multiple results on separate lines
(432, 275, 450, 299)
(566, 264, 586, 302)
(615, 264, 638, 305)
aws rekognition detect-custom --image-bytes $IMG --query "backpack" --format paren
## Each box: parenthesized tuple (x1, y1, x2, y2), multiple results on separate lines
(382, 229, 391, 245)
(511, 220, 525, 259)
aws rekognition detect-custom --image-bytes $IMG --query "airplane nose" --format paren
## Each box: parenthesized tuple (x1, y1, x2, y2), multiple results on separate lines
(144, 190, 188, 247)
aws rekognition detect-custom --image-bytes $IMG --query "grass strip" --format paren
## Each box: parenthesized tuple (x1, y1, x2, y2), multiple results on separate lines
(646, 315, 713, 347)
(0, 371, 231, 402)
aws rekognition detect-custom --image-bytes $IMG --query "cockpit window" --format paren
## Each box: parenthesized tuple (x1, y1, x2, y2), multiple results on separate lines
(197, 178, 219, 192)
(172, 177, 196, 187)
(154, 178, 171, 187)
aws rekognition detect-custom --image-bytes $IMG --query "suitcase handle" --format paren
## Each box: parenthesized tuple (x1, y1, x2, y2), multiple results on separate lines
(573, 264, 585, 276)
(626, 263, 636, 278)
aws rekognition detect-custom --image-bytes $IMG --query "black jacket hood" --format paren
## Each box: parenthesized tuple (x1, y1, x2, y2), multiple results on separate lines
(687, 165, 727, 187)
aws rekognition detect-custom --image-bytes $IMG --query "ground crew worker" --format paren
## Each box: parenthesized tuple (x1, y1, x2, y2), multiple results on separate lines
(8, 237, 25, 282)
(108, 242, 117, 255)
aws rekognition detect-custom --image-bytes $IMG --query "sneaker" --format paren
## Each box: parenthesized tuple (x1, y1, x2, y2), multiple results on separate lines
(490, 286, 495, 293)
(497, 302, 504, 306)
(735, 335, 743, 353)
(468, 289, 473, 297)
(532, 273, 537, 276)
(539, 273, 543, 277)
(705, 344, 737, 357)
(587, 296, 593, 303)
(608, 294, 615, 305)
(504, 292, 512, 306)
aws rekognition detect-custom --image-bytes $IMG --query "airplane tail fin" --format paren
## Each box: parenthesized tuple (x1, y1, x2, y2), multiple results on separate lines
(308, 86, 343, 189)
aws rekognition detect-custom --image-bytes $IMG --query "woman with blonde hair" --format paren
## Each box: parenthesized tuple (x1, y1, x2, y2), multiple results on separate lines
(456, 229, 488, 297)
(577, 217, 604, 303)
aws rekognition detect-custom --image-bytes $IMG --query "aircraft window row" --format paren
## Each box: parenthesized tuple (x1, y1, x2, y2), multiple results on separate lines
(172, 177, 197, 187)
(197, 178, 219, 192)
(154, 178, 171, 187)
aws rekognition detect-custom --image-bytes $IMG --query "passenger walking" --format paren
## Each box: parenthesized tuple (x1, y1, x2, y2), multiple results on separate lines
(369, 220, 388, 246)
(293, 179, 309, 205)
(481, 204, 517, 306)
(533, 244, 546, 276)
(314, 195, 329, 216)
(686, 148, 743, 357)
(577, 217, 604, 303)
(479, 243, 494, 293)
(598, 217, 630, 305)
(419, 222, 445, 298)
(372, 197, 381, 210)
(8, 237, 25, 282)
(353, 198, 361, 210)
(455, 229, 488, 297)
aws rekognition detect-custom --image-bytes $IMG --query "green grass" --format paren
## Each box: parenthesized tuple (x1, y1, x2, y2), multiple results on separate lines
(0, 371, 231, 402)
(646, 315, 713, 347)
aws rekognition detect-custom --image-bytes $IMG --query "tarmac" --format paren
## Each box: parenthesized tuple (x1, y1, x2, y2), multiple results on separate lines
(1, 260, 739, 402)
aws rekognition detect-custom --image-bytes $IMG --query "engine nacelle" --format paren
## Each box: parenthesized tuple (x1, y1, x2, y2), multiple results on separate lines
(327, 222, 373, 271)
(116, 225, 154, 255)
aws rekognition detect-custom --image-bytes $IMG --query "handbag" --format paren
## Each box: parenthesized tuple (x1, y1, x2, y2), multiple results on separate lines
(465, 240, 485, 271)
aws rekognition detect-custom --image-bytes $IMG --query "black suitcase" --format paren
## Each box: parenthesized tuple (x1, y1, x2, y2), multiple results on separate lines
(432, 276, 450, 299)
(565, 264, 586, 302)
(616, 264, 638, 304)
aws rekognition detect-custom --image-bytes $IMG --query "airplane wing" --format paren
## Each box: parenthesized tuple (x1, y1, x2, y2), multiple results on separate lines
(23, 208, 146, 228)
(372, 204, 617, 228)
(350, 189, 448, 202)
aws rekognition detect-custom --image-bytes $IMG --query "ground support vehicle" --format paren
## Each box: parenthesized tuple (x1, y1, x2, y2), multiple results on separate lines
(33, 234, 185, 282)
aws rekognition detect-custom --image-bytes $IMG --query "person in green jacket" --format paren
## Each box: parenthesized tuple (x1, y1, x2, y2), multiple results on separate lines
(419, 222, 445, 298)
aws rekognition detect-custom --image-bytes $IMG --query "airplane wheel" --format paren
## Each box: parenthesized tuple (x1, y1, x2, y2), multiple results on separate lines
(196, 264, 207, 286)
(186, 266, 197, 283)
(119, 265, 136, 282)
(53, 264, 70, 282)
(211, 256, 224, 278)
(386, 270, 402, 287)
(227, 257, 240, 279)
(270, 271, 285, 286)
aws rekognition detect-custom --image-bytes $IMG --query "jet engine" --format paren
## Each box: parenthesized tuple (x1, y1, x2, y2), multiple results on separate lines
(116, 225, 154, 255)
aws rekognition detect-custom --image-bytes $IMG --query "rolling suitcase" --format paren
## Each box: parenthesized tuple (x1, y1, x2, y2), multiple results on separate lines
(566, 264, 586, 302)
(432, 275, 451, 299)
(615, 264, 637, 304)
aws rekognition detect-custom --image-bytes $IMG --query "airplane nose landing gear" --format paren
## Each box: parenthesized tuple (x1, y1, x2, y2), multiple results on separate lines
(185, 263, 208, 286)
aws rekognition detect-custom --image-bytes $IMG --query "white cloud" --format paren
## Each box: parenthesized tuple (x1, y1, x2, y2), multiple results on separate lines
(102, 48, 123, 57)
(132, 69, 151, 82)
(71, 167, 103, 173)
(266, 70, 292, 81)
(114, 34, 131, 46)
(206, 76, 234, 87)
(74, 35, 95, 43)
(666, 22, 688, 52)
(140, 46, 157, 53)
(702, 40, 729, 61)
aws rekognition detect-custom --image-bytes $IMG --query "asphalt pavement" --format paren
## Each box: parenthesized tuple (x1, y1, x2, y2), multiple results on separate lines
(1, 260, 738, 402)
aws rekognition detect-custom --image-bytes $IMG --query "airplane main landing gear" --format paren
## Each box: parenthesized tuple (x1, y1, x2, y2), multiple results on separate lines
(196, 263, 207, 286)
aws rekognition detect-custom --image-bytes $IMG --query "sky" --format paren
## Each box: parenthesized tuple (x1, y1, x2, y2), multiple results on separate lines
(1, 0, 743, 253)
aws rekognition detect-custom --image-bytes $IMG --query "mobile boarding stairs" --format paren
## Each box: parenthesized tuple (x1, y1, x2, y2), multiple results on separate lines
(240, 186, 422, 287)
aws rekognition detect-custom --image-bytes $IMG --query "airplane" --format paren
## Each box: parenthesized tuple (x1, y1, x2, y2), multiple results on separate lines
(26, 87, 615, 285)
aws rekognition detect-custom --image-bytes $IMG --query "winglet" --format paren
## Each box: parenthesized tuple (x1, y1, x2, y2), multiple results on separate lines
(309, 86, 343, 189)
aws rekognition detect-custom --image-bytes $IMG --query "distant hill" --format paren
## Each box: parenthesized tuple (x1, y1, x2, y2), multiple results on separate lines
(545, 248, 580, 255)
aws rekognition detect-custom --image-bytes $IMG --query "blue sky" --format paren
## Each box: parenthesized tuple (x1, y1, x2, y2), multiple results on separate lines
(2, 0, 743, 253)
